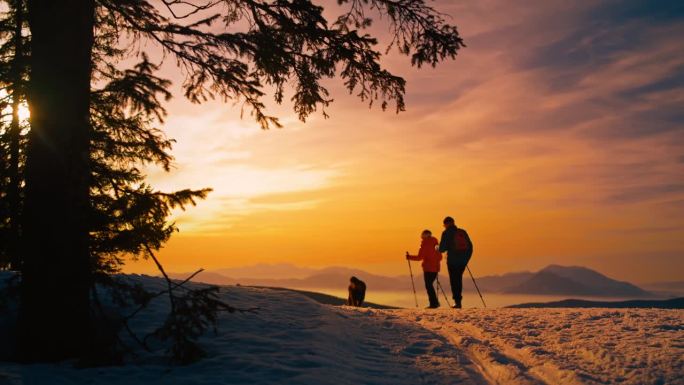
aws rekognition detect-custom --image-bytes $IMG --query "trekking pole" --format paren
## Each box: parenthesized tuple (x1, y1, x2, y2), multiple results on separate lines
(436, 276, 451, 308)
(467, 266, 487, 308)
(406, 259, 419, 308)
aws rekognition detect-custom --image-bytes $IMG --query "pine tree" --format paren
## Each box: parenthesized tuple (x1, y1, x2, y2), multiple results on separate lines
(0, 0, 214, 362)
(0, 1, 209, 272)
(0, 0, 28, 270)
(18, 0, 465, 361)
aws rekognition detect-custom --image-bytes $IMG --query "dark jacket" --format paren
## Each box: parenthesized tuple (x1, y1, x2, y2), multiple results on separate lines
(439, 225, 473, 267)
(347, 277, 366, 307)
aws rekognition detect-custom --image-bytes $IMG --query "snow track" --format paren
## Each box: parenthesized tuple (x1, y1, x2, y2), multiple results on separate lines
(410, 315, 580, 385)
(391, 308, 684, 385)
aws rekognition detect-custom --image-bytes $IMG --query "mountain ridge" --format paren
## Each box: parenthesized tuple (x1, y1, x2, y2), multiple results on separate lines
(505, 265, 651, 297)
(170, 263, 655, 297)
(509, 297, 684, 309)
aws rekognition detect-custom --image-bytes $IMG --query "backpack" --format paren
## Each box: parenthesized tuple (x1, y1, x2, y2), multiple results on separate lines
(454, 228, 472, 254)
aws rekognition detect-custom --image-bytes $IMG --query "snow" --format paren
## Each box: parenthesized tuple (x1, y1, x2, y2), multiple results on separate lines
(398, 309, 684, 385)
(1, 274, 683, 385)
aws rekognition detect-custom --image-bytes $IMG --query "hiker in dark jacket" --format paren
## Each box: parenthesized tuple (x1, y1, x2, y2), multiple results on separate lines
(439, 216, 473, 308)
(347, 276, 366, 307)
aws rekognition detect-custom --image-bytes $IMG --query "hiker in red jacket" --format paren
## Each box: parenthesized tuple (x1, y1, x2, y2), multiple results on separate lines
(406, 230, 443, 308)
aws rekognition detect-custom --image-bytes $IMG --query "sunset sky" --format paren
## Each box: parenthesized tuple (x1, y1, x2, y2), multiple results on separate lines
(126, 0, 684, 283)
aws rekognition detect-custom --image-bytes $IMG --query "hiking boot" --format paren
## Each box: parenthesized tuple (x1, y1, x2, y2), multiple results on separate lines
(426, 304, 440, 309)
(452, 301, 462, 309)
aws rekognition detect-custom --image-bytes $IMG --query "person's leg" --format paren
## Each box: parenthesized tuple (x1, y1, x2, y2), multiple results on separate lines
(448, 264, 466, 307)
(424, 272, 439, 307)
(454, 265, 466, 308)
(447, 264, 460, 303)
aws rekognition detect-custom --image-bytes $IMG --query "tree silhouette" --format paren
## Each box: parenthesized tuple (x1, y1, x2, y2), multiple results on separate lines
(0, 0, 215, 363)
(0, 0, 28, 270)
(0, 0, 213, 362)
(16, 0, 464, 362)
(19, 0, 96, 361)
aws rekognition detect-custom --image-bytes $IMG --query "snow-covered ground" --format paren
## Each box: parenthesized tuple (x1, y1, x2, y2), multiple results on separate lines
(1, 274, 682, 385)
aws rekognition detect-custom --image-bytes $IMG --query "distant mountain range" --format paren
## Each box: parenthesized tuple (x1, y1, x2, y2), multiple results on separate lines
(213, 263, 318, 279)
(171, 263, 659, 298)
(641, 281, 684, 297)
(503, 265, 651, 297)
(173, 266, 404, 292)
(509, 297, 684, 309)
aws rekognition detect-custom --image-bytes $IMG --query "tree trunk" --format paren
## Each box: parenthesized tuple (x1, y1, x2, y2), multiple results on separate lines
(7, 0, 25, 270)
(19, 0, 95, 361)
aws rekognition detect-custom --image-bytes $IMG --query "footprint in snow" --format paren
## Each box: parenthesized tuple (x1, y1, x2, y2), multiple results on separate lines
(656, 324, 684, 331)
(402, 340, 432, 356)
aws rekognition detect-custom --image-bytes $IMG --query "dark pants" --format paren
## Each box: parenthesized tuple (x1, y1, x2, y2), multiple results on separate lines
(447, 264, 466, 304)
(423, 272, 439, 307)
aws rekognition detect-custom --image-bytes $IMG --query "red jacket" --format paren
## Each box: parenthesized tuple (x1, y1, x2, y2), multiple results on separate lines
(408, 236, 442, 272)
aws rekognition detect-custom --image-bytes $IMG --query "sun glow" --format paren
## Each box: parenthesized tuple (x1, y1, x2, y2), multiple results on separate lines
(17, 103, 30, 121)
(1, 101, 30, 124)
(0, 89, 30, 123)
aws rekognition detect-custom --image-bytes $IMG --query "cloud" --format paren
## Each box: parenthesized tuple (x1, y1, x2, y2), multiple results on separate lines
(143, 106, 341, 233)
(605, 183, 684, 205)
(160, 163, 338, 233)
(406, 0, 684, 211)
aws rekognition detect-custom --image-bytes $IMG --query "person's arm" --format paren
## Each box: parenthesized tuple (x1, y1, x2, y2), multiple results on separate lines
(430, 237, 442, 261)
(439, 230, 450, 253)
(406, 251, 422, 261)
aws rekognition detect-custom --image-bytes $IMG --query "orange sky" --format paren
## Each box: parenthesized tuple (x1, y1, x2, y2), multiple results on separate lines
(125, 0, 684, 283)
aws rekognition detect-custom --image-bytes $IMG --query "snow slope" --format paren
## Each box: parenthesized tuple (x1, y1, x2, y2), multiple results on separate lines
(0, 274, 682, 385)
